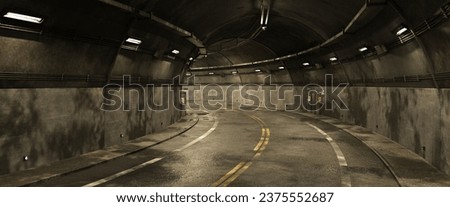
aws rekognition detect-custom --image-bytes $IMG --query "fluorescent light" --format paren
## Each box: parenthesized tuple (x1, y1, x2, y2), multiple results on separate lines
(209, 72, 215, 75)
(125, 38, 142, 45)
(232, 71, 238, 74)
(255, 69, 261, 72)
(396, 27, 408, 36)
(330, 57, 338, 62)
(302, 62, 310, 66)
(171, 49, 180, 55)
(278, 66, 285, 70)
(3, 12, 43, 24)
(359, 47, 368, 52)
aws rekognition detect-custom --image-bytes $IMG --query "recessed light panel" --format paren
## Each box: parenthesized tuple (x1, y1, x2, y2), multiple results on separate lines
(4, 12, 43, 24)
(125, 38, 142, 45)
(172, 50, 180, 55)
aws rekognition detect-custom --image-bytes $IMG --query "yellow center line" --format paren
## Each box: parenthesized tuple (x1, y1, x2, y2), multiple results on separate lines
(211, 162, 246, 187)
(253, 138, 265, 152)
(212, 113, 270, 187)
(218, 161, 253, 187)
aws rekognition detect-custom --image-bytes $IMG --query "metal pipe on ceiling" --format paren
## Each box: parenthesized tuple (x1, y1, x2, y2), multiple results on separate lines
(96, 0, 206, 56)
(206, 0, 270, 55)
(190, 0, 388, 71)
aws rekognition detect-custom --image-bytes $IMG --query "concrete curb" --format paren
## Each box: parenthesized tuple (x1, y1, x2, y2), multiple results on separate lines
(0, 114, 199, 187)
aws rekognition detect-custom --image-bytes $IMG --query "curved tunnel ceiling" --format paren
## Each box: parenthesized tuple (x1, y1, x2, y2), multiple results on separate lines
(189, 0, 375, 70)
(0, 0, 448, 86)
(149, 0, 366, 58)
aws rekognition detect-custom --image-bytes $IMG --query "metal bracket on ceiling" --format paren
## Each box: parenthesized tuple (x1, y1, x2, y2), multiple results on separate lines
(260, 0, 271, 30)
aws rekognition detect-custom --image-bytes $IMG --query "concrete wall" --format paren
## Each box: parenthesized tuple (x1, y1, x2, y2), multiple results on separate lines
(104, 86, 184, 147)
(0, 22, 187, 176)
(188, 70, 292, 85)
(183, 85, 294, 111)
(284, 3, 450, 88)
(315, 87, 449, 175)
(112, 49, 183, 81)
(0, 35, 115, 75)
(440, 90, 450, 175)
(0, 87, 184, 175)
(0, 30, 186, 176)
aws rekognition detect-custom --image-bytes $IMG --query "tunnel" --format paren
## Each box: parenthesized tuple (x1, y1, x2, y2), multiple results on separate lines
(0, 0, 450, 187)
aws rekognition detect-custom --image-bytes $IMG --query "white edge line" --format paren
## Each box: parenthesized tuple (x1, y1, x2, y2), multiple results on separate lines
(307, 123, 352, 187)
(85, 111, 218, 187)
(174, 118, 219, 152)
(83, 157, 164, 187)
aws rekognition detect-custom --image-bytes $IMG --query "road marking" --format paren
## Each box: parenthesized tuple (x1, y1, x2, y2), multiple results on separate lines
(84, 112, 218, 187)
(253, 128, 266, 151)
(83, 157, 164, 187)
(212, 113, 270, 187)
(211, 162, 246, 187)
(219, 162, 253, 187)
(307, 123, 352, 187)
(174, 117, 219, 152)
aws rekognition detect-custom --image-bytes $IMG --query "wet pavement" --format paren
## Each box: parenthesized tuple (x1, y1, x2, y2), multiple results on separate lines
(2, 110, 450, 187)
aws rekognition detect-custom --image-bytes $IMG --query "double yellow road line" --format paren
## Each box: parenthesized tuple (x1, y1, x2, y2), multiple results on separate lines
(212, 113, 270, 187)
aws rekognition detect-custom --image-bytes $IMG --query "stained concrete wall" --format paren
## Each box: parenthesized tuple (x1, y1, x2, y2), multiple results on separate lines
(183, 85, 294, 111)
(440, 90, 450, 175)
(0, 23, 187, 176)
(315, 87, 449, 175)
(0, 35, 115, 75)
(112, 50, 182, 81)
(0, 88, 103, 175)
(0, 87, 184, 175)
(188, 71, 292, 85)
(104, 87, 184, 147)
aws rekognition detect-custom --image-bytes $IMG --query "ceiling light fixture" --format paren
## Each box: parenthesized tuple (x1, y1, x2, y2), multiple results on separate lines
(330, 57, 338, 62)
(4, 12, 43, 24)
(396, 26, 409, 36)
(396, 27, 408, 36)
(358, 47, 368, 52)
(189, 57, 194, 61)
(255, 69, 261, 72)
(171, 49, 180, 55)
(302, 62, 311, 66)
(232, 71, 238, 74)
(278, 66, 285, 70)
(209, 72, 215, 75)
(125, 38, 142, 45)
